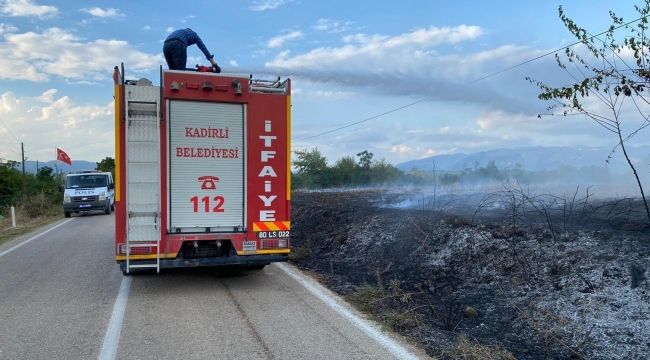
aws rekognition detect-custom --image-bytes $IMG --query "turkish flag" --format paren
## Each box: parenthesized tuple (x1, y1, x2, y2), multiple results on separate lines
(56, 148, 72, 166)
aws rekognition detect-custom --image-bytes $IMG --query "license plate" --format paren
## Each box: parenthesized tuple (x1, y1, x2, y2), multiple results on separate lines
(79, 204, 91, 208)
(243, 241, 257, 251)
(256, 230, 290, 239)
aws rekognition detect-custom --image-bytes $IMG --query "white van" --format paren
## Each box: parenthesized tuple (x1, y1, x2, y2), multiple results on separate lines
(60, 171, 115, 218)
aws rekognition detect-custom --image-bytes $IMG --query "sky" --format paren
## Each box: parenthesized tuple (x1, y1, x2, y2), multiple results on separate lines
(0, 0, 649, 166)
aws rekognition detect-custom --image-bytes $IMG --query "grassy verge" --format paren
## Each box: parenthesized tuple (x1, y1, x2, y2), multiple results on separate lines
(0, 214, 62, 247)
(0, 193, 63, 247)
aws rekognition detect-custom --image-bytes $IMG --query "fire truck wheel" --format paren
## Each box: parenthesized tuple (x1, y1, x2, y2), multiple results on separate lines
(64, 212, 71, 218)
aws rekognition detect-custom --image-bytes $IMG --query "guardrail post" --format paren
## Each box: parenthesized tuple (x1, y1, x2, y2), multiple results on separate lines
(11, 206, 16, 228)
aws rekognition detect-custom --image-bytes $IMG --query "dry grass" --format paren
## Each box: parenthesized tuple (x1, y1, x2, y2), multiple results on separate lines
(0, 214, 61, 246)
(288, 245, 313, 261)
(0, 193, 63, 246)
(345, 284, 386, 313)
(451, 335, 517, 360)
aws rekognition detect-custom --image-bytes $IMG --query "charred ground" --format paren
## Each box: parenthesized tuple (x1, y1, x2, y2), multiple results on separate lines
(288, 187, 650, 359)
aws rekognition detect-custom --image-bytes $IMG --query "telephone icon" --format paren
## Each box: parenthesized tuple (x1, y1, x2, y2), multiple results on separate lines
(198, 175, 219, 190)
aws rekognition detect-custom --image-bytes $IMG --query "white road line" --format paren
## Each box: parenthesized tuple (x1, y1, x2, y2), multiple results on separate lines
(99, 276, 131, 360)
(275, 263, 421, 360)
(0, 219, 74, 258)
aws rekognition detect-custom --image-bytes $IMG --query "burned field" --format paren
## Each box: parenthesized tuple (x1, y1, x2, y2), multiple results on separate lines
(288, 187, 650, 359)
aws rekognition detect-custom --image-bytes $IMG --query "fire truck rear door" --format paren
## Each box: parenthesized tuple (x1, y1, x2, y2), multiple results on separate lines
(168, 101, 245, 233)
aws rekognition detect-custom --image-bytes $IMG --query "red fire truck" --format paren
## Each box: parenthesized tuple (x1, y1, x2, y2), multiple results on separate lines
(113, 63, 291, 274)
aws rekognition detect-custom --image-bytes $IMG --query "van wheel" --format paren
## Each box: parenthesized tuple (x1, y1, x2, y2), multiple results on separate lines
(64, 212, 71, 218)
(105, 206, 111, 215)
(111, 203, 115, 211)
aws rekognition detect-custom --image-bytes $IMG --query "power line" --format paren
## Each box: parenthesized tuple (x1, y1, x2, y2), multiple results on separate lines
(0, 134, 21, 156)
(0, 130, 20, 149)
(294, 97, 433, 142)
(0, 117, 21, 150)
(0, 136, 21, 157)
(293, 15, 645, 143)
(0, 117, 21, 158)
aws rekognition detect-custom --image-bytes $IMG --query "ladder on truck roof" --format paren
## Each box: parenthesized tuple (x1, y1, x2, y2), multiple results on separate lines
(124, 79, 161, 274)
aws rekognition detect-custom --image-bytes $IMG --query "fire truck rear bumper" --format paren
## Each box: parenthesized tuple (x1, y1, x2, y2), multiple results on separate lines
(119, 254, 288, 271)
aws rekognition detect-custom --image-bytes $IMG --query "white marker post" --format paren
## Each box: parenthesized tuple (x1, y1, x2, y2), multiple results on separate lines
(11, 206, 16, 227)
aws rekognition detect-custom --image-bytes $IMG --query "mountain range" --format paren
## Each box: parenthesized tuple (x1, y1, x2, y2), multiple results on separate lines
(8, 146, 650, 176)
(395, 145, 650, 173)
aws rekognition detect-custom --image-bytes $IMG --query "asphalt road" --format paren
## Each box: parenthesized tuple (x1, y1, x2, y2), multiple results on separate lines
(0, 212, 430, 360)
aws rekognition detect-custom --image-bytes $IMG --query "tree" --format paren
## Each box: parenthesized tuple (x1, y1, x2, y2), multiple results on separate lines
(293, 148, 329, 188)
(439, 172, 460, 186)
(4, 160, 20, 169)
(0, 163, 21, 205)
(370, 158, 400, 184)
(36, 166, 54, 182)
(356, 150, 374, 185)
(477, 160, 501, 180)
(526, 3, 650, 222)
(357, 150, 374, 168)
(96, 157, 115, 176)
(293, 148, 328, 175)
(332, 156, 359, 186)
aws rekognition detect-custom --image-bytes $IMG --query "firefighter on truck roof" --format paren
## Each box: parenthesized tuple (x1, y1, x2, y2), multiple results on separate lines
(163, 28, 221, 73)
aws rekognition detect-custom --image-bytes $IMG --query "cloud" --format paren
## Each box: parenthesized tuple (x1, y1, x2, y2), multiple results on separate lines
(267, 25, 483, 69)
(390, 144, 411, 154)
(289, 99, 573, 165)
(249, 0, 295, 11)
(385, 127, 536, 162)
(166, 27, 174, 32)
(81, 7, 124, 18)
(333, 126, 389, 145)
(0, 27, 164, 82)
(0, 23, 18, 34)
(390, 145, 457, 159)
(267, 30, 303, 48)
(475, 101, 649, 145)
(314, 19, 354, 33)
(180, 14, 195, 23)
(0, 90, 114, 162)
(186, 55, 203, 65)
(143, 25, 150, 30)
(229, 60, 238, 67)
(397, 107, 622, 154)
(264, 25, 564, 114)
(0, 0, 57, 17)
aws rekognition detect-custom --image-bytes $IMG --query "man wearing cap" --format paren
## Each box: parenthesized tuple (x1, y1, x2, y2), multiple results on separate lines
(163, 28, 221, 72)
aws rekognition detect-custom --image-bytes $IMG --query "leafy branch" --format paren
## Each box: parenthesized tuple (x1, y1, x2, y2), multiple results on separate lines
(526, 2, 650, 223)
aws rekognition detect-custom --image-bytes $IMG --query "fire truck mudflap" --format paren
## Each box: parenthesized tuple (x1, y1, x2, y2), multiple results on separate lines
(114, 64, 291, 274)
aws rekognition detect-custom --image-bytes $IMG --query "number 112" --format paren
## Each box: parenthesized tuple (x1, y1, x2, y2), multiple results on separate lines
(190, 196, 225, 213)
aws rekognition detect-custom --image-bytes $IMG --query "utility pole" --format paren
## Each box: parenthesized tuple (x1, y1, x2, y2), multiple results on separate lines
(21, 142, 26, 195)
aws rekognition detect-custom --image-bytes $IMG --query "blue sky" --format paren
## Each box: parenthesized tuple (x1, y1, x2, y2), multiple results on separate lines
(0, 0, 648, 166)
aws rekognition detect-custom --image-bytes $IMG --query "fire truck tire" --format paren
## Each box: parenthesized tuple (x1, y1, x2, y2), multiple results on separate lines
(64, 212, 71, 218)
(105, 206, 111, 215)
